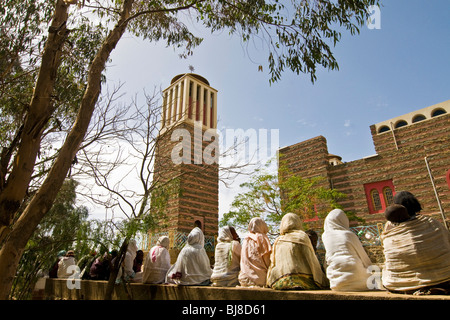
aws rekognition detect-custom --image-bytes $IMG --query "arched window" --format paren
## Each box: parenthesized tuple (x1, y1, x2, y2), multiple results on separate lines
(370, 189, 382, 211)
(395, 120, 408, 128)
(431, 108, 447, 117)
(412, 114, 426, 123)
(378, 125, 390, 133)
(364, 180, 395, 214)
(383, 187, 394, 206)
(446, 169, 450, 191)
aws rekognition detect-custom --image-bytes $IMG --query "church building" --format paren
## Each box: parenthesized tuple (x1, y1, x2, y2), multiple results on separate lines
(279, 100, 450, 228)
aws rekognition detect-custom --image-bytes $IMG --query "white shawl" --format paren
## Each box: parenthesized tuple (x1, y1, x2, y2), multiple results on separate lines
(322, 209, 373, 291)
(142, 236, 171, 284)
(165, 227, 212, 285)
(117, 239, 141, 283)
(267, 213, 328, 288)
(211, 226, 241, 287)
(381, 214, 450, 291)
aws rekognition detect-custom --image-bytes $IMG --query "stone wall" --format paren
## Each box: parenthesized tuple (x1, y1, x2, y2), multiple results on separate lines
(43, 279, 450, 301)
(279, 111, 450, 227)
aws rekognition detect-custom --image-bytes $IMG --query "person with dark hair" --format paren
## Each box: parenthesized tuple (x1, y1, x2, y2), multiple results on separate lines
(382, 191, 450, 295)
(383, 204, 412, 233)
(194, 220, 202, 230)
(133, 250, 144, 273)
(393, 191, 423, 217)
(385, 204, 410, 223)
(305, 229, 318, 253)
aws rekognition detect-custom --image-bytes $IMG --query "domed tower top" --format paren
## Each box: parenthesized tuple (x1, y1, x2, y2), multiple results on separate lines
(161, 73, 217, 132)
(171, 73, 210, 86)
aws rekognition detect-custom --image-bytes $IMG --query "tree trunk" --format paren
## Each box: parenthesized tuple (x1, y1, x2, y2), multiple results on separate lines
(104, 238, 130, 300)
(0, 0, 69, 243)
(0, 0, 134, 299)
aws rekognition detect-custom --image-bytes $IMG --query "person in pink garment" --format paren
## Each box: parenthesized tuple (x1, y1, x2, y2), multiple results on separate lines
(238, 217, 272, 287)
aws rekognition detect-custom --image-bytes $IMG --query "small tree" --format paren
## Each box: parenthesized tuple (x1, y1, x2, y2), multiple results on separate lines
(220, 161, 346, 234)
(10, 179, 119, 300)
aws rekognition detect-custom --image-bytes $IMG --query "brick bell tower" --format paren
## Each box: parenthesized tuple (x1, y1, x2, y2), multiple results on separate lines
(149, 73, 219, 263)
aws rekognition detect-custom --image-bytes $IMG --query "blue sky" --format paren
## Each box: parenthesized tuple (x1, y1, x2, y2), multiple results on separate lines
(103, 0, 450, 219)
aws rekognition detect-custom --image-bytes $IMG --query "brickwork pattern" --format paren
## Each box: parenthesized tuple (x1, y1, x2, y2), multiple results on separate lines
(279, 112, 450, 227)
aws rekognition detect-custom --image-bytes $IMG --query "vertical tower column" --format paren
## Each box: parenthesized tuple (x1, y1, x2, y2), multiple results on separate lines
(153, 73, 219, 264)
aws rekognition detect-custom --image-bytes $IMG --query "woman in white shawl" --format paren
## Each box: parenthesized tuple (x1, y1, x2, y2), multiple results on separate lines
(165, 227, 212, 285)
(57, 250, 76, 279)
(117, 239, 142, 283)
(267, 213, 329, 290)
(238, 217, 272, 287)
(322, 209, 374, 291)
(142, 236, 171, 284)
(211, 226, 241, 287)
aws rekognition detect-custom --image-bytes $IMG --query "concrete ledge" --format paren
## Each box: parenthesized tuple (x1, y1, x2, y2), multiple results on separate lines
(44, 279, 450, 300)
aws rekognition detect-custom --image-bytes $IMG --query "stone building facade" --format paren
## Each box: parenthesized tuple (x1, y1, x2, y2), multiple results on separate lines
(279, 100, 450, 228)
(150, 73, 219, 263)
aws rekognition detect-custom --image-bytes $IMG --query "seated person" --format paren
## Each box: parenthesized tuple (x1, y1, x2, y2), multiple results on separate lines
(117, 239, 143, 283)
(238, 217, 271, 287)
(322, 209, 377, 291)
(57, 250, 76, 279)
(383, 204, 411, 232)
(211, 226, 241, 287)
(393, 190, 422, 218)
(166, 227, 212, 285)
(382, 191, 450, 295)
(142, 236, 171, 284)
(267, 213, 329, 290)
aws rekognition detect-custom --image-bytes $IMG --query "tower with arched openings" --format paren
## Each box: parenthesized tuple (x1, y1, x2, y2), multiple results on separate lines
(149, 73, 219, 263)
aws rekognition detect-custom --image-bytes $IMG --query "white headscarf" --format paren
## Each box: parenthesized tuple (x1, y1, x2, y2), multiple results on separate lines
(165, 227, 212, 285)
(322, 209, 374, 291)
(142, 236, 171, 284)
(211, 226, 241, 287)
(151, 236, 170, 263)
(117, 239, 139, 282)
(217, 226, 234, 243)
(187, 226, 205, 248)
(323, 208, 350, 232)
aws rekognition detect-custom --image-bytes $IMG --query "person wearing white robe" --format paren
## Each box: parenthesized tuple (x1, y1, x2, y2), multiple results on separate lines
(142, 236, 171, 284)
(165, 227, 212, 285)
(117, 239, 142, 283)
(57, 250, 76, 279)
(211, 226, 241, 287)
(322, 209, 375, 291)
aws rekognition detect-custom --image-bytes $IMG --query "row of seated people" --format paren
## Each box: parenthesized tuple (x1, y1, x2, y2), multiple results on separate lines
(117, 191, 450, 295)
